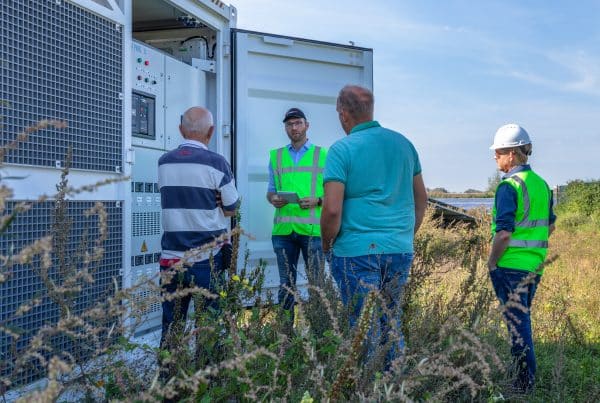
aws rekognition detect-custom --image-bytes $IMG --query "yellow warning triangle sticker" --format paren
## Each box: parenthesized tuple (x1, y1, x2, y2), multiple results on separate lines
(141, 240, 148, 253)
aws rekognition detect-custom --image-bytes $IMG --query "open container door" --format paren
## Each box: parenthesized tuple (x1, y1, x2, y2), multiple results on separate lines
(232, 29, 373, 294)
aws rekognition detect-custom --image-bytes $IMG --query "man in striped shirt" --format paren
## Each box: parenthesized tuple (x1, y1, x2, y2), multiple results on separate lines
(158, 106, 239, 348)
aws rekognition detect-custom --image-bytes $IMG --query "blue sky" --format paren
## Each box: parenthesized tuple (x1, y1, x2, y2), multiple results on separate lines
(231, 0, 600, 191)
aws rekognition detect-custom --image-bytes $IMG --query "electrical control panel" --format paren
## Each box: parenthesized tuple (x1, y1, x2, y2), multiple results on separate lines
(132, 42, 165, 149)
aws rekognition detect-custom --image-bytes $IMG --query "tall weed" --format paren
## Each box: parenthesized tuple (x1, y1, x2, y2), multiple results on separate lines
(2, 128, 599, 400)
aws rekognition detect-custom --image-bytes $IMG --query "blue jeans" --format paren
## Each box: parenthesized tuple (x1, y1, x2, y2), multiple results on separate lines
(489, 267, 541, 390)
(272, 233, 323, 315)
(160, 250, 224, 348)
(331, 252, 413, 366)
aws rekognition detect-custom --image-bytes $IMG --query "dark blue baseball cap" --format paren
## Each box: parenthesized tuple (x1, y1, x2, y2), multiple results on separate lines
(282, 107, 306, 122)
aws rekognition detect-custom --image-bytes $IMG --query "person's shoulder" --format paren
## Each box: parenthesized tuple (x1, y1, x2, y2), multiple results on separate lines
(158, 149, 180, 165)
(313, 143, 328, 153)
(381, 126, 411, 141)
(270, 145, 288, 152)
(496, 180, 518, 196)
(527, 168, 551, 188)
(204, 149, 232, 171)
(268, 145, 288, 158)
(328, 137, 351, 152)
(378, 127, 418, 155)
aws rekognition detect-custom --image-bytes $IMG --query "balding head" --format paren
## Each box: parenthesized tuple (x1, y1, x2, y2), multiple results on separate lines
(336, 85, 374, 134)
(179, 107, 214, 144)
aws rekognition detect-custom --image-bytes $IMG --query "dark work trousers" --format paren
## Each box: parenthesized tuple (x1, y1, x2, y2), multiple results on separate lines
(159, 250, 224, 349)
(490, 267, 541, 392)
(272, 232, 323, 322)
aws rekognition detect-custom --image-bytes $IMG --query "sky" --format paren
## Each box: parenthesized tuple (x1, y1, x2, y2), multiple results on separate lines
(230, 0, 600, 192)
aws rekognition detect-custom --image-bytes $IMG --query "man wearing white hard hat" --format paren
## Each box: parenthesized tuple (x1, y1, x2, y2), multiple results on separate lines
(487, 124, 556, 394)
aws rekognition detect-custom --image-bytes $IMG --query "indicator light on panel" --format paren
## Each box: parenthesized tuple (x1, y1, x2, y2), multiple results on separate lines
(137, 57, 142, 63)
(144, 60, 150, 66)
(137, 75, 142, 80)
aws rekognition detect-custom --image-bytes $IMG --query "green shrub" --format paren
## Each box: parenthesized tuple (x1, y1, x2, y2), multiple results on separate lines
(557, 180, 600, 218)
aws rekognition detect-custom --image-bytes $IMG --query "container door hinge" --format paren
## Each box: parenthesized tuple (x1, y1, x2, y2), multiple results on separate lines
(126, 148, 135, 164)
(223, 44, 231, 57)
(222, 124, 231, 138)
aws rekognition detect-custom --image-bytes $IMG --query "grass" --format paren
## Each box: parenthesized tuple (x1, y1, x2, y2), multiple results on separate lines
(526, 226, 600, 402)
(2, 169, 599, 401)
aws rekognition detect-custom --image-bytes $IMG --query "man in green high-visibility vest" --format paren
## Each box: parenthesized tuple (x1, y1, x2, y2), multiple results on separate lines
(487, 123, 556, 394)
(266, 107, 327, 323)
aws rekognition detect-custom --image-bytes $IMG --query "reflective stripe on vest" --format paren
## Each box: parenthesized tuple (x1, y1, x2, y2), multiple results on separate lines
(274, 216, 321, 224)
(508, 239, 548, 248)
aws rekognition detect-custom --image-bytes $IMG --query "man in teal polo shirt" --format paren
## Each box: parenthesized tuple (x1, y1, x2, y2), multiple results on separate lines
(320, 85, 428, 368)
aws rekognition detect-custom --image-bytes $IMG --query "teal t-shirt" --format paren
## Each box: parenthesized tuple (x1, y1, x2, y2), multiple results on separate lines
(323, 121, 422, 257)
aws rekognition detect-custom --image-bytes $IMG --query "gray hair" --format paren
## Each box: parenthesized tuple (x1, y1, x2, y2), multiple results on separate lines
(181, 108, 213, 135)
(337, 85, 374, 120)
(505, 144, 532, 165)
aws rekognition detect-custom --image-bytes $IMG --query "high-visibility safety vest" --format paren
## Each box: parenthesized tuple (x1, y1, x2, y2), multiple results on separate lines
(491, 169, 552, 273)
(270, 144, 327, 236)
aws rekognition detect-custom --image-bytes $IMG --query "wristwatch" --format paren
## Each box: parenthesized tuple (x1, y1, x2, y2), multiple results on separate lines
(317, 197, 322, 206)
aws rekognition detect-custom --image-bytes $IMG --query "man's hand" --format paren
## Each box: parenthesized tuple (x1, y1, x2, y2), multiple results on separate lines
(269, 194, 288, 208)
(488, 230, 512, 272)
(298, 197, 319, 209)
(216, 190, 237, 217)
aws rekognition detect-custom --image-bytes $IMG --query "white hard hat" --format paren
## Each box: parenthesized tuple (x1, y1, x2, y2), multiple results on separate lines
(490, 124, 532, 150)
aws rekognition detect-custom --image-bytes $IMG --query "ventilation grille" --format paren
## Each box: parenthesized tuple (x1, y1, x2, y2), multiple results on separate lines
(0, 0, 123, 172)
(132, 211, 161, 236)
(131, 267, 161, 317)
(0, 200, 123, 387)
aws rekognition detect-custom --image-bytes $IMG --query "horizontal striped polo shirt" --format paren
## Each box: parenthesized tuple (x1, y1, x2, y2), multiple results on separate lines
(158, 139, 239, 262)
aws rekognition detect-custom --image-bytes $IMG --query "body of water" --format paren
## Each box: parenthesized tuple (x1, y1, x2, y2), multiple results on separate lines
(435, 198, 494, 210)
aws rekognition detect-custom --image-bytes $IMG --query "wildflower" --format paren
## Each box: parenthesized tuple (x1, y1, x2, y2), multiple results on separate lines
(242, 278, 249, 286)
(300, 391, 314, 403)
(219, 290, 227, 298)
(232, 274, 241, 282)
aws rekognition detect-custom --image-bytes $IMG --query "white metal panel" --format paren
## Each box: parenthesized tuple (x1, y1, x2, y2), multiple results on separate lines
(164, 57, 208, 150)
(233, 30, 373, 289)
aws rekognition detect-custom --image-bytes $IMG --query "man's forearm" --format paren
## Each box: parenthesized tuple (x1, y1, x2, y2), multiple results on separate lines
(222, 209, 237, 217)
(488, 230, 512, 269)
(320, 210, 340, 252)
(414, 203, 426, 234)
(412, 173, 428, 234)
(321, 181, 345, 253)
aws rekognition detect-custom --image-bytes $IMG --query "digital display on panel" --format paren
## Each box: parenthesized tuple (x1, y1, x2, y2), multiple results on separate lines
(132, 92, 156, 139)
